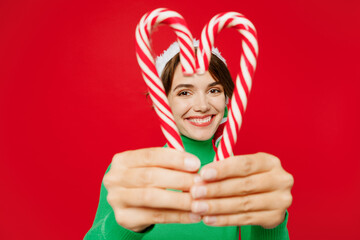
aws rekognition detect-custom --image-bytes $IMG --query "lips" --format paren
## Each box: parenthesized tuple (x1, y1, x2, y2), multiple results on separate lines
(186, 115, 214, 127)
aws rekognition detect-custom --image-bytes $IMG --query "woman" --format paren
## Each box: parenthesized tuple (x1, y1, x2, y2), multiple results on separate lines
(84, 42, 294, 239)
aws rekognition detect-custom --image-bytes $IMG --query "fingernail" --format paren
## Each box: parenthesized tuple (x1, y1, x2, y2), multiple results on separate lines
(191, 186, 207, 198)
(189, 213, 201, 223)
(192, 201, 209, 213)
(185, 157, 200, 171)
(201, 169, 217, 180)
(203, 216, 217, 225)
(194, 175, 202, 183)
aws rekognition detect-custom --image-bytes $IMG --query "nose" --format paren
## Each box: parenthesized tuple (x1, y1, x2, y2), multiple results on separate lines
(193, 93, 210, 112)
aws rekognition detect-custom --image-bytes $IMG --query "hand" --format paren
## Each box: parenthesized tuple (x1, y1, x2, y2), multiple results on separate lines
(103, 148, 202, 232)
(190, 152, 294, 229)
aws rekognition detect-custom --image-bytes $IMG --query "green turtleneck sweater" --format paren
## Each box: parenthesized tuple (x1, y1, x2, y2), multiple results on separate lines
(84, 136, 289, 239)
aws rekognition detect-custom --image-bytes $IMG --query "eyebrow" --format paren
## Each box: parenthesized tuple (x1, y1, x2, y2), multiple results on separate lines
(172, 82, 221, 92)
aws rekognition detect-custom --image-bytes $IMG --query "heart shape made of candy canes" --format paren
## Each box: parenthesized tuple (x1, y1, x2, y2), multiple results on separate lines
(135, 8, 258, 161)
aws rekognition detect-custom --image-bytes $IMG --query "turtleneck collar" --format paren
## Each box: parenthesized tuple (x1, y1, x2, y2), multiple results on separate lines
(180, 135, 215, 168)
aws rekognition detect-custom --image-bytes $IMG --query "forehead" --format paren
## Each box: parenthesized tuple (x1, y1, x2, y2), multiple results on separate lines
(171, 64, 218, 88)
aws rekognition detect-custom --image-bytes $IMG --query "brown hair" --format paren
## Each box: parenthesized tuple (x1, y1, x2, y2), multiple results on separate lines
(161, 51, 234, 98)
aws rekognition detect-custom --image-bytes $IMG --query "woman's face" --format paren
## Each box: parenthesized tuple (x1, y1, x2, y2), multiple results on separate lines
(167, 64, 226, 141)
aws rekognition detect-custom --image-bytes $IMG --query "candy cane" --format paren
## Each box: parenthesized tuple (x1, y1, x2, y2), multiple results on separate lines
(197, 12, 259, 161)
(135, 8, 196, 151)
(136, 9, 258, 162)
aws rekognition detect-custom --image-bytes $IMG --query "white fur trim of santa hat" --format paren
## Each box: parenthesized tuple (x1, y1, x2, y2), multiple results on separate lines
(155, 39, 226, 77)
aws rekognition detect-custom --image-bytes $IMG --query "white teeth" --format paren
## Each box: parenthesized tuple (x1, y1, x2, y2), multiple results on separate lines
(188, 116, 212, 124)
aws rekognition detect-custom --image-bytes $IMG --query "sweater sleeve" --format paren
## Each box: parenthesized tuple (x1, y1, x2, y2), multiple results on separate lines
(240, 210, 290, 240)
(83, 165, 154, 240)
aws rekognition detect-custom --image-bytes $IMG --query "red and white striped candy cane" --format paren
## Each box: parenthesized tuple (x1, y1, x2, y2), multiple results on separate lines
(135, 8, 196, 151)
(197, 12, 259, 161)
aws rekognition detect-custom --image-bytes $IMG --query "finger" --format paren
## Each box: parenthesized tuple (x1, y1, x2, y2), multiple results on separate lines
(121, 167, 197, 191)
(202, 210, 286, 228)
(114, 207, 201, 232)
(115, 188, 193, 211)
(191, 172, 280, 199)
(199, 152, 279, 181)
(112, 148, 200, 172)
(191, 191, 292, 215)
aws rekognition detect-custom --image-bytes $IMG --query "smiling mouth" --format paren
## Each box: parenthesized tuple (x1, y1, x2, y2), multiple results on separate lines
(186, 115, 214, 127)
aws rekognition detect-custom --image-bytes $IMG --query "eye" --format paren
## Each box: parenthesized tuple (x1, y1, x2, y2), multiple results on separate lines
(177, 90, 190, 96)
(209, 88, 222, 94)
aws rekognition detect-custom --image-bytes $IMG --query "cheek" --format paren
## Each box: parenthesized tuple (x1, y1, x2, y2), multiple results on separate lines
(169, 98, 190, 118)
(210, 95, 226, 112)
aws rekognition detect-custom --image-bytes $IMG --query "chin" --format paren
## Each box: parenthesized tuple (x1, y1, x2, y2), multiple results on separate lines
(184, 130, 215, 141)
(192, 136, 212, 141)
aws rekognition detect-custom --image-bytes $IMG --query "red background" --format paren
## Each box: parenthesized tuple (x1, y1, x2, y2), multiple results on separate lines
(1, 0, 359, 239)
